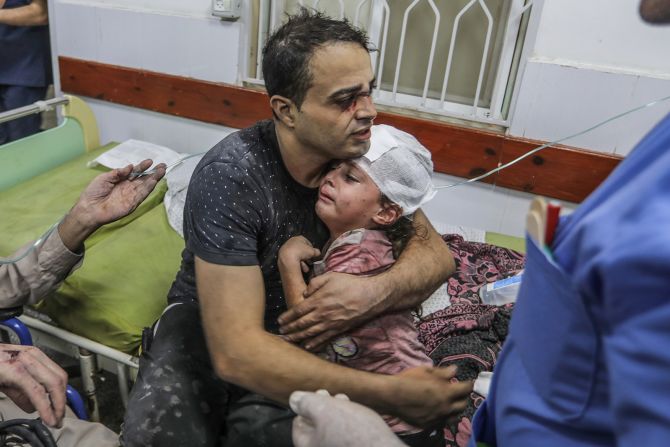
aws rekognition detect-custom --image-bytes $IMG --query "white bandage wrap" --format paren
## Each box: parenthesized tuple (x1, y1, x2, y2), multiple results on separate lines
(354, 124, 437, 216)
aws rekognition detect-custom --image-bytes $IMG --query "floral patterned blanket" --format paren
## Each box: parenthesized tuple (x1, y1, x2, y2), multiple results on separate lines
(416, 234, 525, 446)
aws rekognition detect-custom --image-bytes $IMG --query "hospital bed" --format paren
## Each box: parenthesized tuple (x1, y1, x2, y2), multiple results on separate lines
(0, 96, 524, 423)
(0, 96, 184, 420)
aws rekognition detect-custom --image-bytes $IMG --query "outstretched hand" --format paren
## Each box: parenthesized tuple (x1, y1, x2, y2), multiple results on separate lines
(73, 159, 166, 228)
(58, 159, 166, 252)
(0, 344, 68, 428)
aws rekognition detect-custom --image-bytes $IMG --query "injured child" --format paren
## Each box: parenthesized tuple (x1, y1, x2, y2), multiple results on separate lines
(279, 124, 445, 447)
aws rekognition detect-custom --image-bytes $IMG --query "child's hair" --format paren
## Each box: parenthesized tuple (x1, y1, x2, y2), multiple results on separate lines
(377, 195, 428, 259)
(378, 194, 428, 320)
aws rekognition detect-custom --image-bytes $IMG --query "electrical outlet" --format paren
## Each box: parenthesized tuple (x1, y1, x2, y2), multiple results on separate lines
(212, 0, 242, 21)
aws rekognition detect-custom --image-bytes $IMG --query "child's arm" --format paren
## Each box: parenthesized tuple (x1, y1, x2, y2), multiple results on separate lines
(278, 236, 321, 308)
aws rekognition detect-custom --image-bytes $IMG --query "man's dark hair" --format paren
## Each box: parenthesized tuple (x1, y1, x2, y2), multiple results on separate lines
(262, 8, 370, 109)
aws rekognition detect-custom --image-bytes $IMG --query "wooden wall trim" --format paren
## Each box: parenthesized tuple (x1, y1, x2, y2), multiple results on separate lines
(59, 56, 622, 203)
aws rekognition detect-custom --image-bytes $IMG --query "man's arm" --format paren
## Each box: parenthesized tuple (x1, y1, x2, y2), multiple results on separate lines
(0, 230, 81, 308)
(0, 160, 165, 307)
(196, 257, 470, 427)
(0, 0, 48, 26)
(279, 210, 454, 349)
(374, 210, 454, 310)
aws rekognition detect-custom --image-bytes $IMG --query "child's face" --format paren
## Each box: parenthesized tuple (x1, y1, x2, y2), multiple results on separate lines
(315, 161, 383, 235)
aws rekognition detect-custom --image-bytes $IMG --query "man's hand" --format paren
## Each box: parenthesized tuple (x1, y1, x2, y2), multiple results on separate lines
(0, 1, 6, 10)
(72, 159, 166, 228)
(278, 236, 321, 274)
(278, 273, 383, 351)
(389, 365, 473, 428)
(58, 159, 166, 252)
(0, 344, 68, 428)
(290, 390, 406, 447)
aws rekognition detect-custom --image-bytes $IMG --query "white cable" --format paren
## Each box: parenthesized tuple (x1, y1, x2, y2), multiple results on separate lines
(128, 152, 205, 179)
(435, 94, 670, 190)
(0, 220, 62, 265)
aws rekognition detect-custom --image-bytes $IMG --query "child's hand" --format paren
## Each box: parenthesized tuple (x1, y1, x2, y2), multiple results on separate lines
(279, 236, 321, 273)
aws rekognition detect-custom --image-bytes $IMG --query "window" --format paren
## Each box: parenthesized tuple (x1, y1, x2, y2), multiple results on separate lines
(244, 0, 533, 126)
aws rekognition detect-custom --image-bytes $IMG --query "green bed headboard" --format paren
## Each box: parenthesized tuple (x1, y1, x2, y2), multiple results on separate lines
(0, 95, 100, 192)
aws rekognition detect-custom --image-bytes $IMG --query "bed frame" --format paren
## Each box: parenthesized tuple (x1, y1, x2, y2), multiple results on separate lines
(0, 96, 135, 422)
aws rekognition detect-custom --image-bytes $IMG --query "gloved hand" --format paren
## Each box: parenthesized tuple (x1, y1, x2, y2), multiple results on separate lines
(290, 390, 406, 447)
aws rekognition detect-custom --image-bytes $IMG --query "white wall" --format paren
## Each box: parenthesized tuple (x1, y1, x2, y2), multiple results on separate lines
(533, 0, 670, 74)
(52, 0, 243, 154)
(53, 1, 241, 84)
(508, 0, 670, 156)
(50, 0, 668, 236)
(59, 0, 213, 18)
(86, 99, 235, 155)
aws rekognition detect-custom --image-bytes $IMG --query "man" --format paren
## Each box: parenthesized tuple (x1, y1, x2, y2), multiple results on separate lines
(122, 9, 472, 447)
(0, 0, 51, 144)
(0, 159, 166, 446)
(288, 1, 670, 446)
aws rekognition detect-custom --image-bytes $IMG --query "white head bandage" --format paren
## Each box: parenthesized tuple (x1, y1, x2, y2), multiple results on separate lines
(353, 124, 436, 216)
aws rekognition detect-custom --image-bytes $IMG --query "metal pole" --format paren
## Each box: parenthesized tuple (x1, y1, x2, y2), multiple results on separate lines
(79, 348, 100, 422)
(0, 97, 69, 124)
(116, 363, 130, 409)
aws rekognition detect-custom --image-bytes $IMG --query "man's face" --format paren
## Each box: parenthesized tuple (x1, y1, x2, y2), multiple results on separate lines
(292, 42, 377, 162)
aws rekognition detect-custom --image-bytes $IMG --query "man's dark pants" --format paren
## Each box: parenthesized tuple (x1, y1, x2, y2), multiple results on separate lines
(120, 302, 295, 447)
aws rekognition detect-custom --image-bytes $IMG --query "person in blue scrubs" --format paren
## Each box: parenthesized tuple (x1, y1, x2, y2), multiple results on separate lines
(287, 2, 670, 446)
(0, 0, 51, 144)
(469, 114, 670, 446)
(466, 3, 670, 445)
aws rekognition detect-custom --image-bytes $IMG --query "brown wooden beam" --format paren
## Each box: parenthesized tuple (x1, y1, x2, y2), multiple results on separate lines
(59, 56, 622, 203)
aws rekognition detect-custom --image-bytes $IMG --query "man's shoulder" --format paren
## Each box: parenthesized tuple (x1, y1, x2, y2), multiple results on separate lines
(207, 120, 275, 163)
(193, 121, 278, 179)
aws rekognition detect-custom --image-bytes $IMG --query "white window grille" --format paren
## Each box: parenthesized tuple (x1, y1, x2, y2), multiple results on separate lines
(243, 0, 534, 126)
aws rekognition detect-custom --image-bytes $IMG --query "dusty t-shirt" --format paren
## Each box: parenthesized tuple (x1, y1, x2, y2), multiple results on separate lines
(167, 120, 328, 332)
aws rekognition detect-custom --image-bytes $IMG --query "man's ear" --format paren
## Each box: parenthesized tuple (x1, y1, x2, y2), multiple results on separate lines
(270, 95, 297, 127)
(372, 202, 402, 227)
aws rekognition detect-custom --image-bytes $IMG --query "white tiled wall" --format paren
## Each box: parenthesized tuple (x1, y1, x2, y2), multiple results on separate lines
(86, 99, 235, 155)
(533, 0, 670, 74)
(509, 59, 670, 156)
(53, 1, 241, 83)
(423, 173, 577, 238)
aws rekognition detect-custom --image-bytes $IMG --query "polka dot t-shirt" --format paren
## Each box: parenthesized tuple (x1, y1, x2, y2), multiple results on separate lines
(167, 120, 328, 332)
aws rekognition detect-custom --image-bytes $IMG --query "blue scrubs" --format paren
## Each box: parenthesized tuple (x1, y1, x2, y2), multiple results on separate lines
(470, 112, 670, 446)
(0, 0, 52, 144)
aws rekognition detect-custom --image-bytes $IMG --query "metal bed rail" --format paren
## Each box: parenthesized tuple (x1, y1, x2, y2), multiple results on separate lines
(0, 97, 69, 124)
